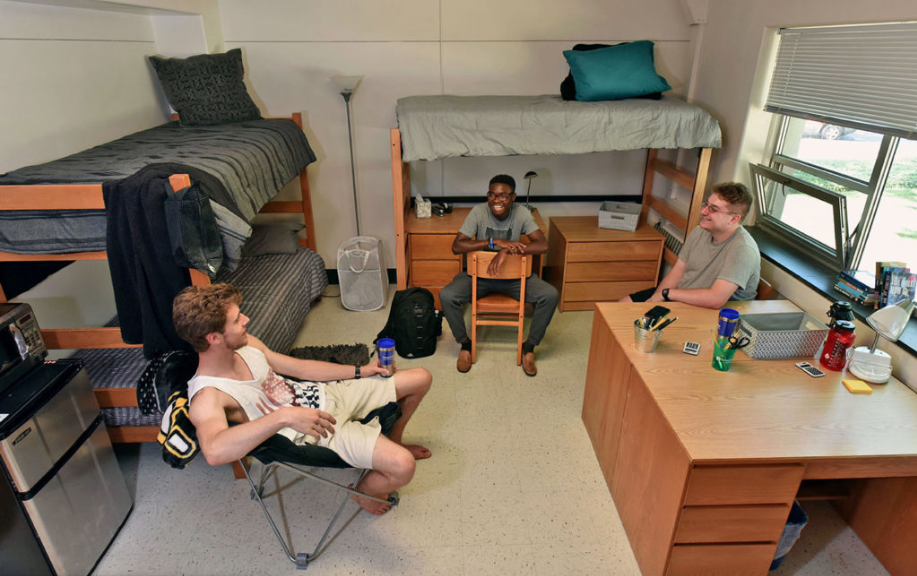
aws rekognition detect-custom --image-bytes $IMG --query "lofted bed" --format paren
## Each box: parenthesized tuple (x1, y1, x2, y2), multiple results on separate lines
(390, 94, 723, 299)
(0, 113, 327, 444)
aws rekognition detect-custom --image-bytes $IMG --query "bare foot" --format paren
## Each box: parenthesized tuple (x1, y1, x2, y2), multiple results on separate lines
(403, 444, 432, 460)
(349, 484, 392, 515)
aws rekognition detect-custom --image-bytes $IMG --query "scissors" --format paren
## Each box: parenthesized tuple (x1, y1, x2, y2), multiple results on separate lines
(725, 335, 750, 350)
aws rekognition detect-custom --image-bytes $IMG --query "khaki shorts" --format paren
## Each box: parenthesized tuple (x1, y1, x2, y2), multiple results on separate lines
(317, 376, 397, 469)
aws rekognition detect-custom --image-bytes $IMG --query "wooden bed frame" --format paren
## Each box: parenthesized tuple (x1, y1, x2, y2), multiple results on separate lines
(0, 113, 317, 444)
(391, 127, 714, 288)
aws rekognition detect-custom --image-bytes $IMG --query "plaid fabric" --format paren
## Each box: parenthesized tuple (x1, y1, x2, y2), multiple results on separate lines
(76, 247, 327, 427)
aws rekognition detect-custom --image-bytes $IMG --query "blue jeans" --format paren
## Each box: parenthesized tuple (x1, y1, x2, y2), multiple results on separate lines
(439, 272, 558, 346)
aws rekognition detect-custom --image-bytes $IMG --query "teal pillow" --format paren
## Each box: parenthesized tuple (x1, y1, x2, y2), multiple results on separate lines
(563, 40, 671, 102)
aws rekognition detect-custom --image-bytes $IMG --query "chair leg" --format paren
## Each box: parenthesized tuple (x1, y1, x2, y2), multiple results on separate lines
(471, 313, 478, 364)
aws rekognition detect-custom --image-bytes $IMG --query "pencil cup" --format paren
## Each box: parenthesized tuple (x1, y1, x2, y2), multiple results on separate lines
(377, 338, 396, 377)
(634, 320, 662, 353)
(712, 338, 737, 372)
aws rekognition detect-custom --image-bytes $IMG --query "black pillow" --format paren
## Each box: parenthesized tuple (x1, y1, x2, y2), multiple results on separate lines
(149, 48, 262, 126)
(243, 221, 304, 257)
(560, 43, 664, 101)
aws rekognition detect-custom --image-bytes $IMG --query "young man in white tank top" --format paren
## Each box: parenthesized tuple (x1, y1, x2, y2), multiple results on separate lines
(173, 283, 432, 515)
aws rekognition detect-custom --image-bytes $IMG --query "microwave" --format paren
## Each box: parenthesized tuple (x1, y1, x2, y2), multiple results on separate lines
(0, 303, 47, 394)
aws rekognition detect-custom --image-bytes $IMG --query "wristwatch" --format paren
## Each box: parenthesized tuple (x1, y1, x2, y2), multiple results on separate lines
(354, 364, 361, 379)
(662, 288, 671, 302)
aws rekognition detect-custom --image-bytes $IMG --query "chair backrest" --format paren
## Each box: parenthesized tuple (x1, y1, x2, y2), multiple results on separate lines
(470, 251, 532, 281)
(757, 277, 780, 301)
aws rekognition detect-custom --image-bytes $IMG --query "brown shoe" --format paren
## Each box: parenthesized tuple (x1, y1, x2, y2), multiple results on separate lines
(457, 349, 472, 373)
(522, 351, 537, 377)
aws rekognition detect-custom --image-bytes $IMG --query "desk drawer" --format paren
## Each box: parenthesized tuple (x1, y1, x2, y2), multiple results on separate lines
(567, 240, 661, 263)
(666, 543, 777, 576)
(410, 234, 459, 260)
(684, 465, 804, 506)
(566, 261, 658, 282)
(674, 505, 790, 544)
(410, 260, 461, 286)
(564, 280, 654, 302)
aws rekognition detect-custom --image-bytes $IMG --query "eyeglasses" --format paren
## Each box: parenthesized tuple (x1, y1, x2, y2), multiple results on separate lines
(487, 192, 512, 201)
(701, 199, 739, 216)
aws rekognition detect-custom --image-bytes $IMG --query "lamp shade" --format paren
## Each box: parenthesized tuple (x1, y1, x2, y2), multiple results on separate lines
(867, 299, 915, 342)
(332, 75, 362, 95)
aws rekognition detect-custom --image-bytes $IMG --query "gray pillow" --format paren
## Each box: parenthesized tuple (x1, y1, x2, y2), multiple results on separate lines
(243, 222, 304, 257)
(148, 48, 262, 126)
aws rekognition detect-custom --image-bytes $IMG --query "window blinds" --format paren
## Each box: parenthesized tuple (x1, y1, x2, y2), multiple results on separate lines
(765, 22, 917, 140)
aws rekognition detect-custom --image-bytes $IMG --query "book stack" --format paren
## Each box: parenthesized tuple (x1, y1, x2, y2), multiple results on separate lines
(835, 270, 876, 306)
(875, 261, 914, 308)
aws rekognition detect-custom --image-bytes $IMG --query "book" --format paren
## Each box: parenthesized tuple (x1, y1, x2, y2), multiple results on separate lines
(839, 269, 875, 291)
(879, 266, 909, 308)
(885, 271, 917, 307)
(875, 261, 907, 308)
(836, 278, 871, 298)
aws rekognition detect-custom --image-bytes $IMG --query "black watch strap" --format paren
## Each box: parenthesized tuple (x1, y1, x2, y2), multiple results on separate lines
(354, 364, 361, 379)
(662, 288, 671, 302)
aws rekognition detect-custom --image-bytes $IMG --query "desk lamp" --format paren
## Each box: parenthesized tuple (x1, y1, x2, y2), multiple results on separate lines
(847, 299, 914, 383)
(332, 75, 363, 235)
(523, 171, 538, 211)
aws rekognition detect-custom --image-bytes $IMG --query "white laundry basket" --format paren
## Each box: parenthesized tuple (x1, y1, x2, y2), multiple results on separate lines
(337, 236, 387, 311)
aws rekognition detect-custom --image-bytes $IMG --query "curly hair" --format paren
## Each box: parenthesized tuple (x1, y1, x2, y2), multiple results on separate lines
(712, 182, 754, 221)
(172, 283, 242, 352)
(489, 174, 516, 194)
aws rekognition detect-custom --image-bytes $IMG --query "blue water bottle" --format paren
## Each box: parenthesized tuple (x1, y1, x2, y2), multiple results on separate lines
(377, 338, 396, 377)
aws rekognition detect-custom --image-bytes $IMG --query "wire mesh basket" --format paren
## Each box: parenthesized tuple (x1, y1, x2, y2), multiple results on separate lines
(598, 201, 640, 232)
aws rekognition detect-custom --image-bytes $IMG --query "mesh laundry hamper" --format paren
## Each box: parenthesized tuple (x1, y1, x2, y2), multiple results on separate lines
(337, 236, 387, 311)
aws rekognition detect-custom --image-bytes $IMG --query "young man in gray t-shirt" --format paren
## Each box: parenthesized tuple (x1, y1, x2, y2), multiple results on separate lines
(623, 182, 760, 308)
(439, 174, 558, 377)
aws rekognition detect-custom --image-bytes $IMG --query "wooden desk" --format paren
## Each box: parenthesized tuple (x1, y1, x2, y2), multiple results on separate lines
(584, 301, 917, 576)
(404, 207, 545, 309)
(545, 216, 664, 311)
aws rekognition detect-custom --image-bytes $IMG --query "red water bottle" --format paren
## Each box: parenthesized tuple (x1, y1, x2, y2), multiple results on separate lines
(819, 320, 856, 371)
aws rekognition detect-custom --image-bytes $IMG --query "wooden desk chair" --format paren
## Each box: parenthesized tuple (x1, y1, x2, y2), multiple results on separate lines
(470, 251, 532, 365)
(757, 277, 780, 300)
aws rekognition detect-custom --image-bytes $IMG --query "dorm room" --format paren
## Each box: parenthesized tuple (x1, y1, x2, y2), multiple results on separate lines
(4, 1, 917, 576)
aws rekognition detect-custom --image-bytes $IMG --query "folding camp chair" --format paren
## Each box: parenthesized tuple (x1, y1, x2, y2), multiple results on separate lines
(239, 402, 403, 569)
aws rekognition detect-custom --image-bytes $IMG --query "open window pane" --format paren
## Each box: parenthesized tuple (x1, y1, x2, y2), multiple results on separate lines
(859, 139, 917, 267)
(758, 178, 839, 250)
(779, 117, 882, 184)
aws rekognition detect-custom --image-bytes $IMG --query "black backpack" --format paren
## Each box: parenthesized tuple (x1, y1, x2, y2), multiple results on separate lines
(377, 288, 443, 358)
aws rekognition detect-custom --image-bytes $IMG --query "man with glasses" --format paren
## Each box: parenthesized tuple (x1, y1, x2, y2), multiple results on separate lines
(439, 174, 558, 376)
(622, 182, 760, 308)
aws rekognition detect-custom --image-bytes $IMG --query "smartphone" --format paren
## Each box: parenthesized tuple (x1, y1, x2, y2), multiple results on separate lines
(645, 305, 670, 321)
(795, 361, 825, 378)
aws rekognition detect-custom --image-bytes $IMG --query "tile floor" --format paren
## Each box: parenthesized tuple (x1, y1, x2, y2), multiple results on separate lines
(95, 288, 891, 576)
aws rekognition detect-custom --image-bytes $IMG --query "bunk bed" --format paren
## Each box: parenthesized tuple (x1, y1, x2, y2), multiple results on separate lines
(0, 113, 327, 444)
(390, 94, 723, 296)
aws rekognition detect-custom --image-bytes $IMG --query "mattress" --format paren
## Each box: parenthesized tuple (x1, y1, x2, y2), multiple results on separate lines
(72, 246, 328, 428)
(0, 118, 316, 255)
(396, 94, 722, 162)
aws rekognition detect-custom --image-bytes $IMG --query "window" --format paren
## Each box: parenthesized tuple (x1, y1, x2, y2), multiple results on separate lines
(754, 23, 917, 279)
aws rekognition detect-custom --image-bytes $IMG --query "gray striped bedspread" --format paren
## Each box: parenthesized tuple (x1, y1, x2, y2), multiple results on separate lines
(74, 246, 329, 428)
(0, 119, 316, 256)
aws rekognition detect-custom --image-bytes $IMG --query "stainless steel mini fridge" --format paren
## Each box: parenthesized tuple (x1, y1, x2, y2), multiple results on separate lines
(0, 357, 133, 576)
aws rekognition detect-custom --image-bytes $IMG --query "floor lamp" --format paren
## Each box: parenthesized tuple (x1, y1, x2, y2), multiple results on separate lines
(333, 75, 363, 235)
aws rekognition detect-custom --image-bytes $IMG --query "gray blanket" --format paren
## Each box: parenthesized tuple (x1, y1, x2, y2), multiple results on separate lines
(0, 119, 316, 257)
(396, 94, 722, 162)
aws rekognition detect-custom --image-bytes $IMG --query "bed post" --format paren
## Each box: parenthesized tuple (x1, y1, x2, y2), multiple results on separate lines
(686, 148, 712, 232)
(391, 128, 410, 290)
(291, 113, 317, 252)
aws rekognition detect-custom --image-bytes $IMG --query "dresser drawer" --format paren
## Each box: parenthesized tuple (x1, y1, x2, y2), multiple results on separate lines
(674, 505, 790, 544)
(564, 280, 654, 302)
(410, 260, 461, 286)
(410, 234, 459, 260)
(566, 261, 658, 282)
(567, 240, 661, 263)
(666, 543, 778, 576)
(684, 465, 804, 506)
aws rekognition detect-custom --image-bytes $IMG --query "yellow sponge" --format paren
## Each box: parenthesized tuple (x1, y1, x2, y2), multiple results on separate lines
(842, 379, 873, 394)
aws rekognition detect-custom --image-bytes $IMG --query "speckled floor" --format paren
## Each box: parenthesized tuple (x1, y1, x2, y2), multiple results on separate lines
(95, 287, 891, 576)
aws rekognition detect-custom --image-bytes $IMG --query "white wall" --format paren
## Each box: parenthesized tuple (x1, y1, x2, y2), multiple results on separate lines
(696, 0, 917, 389)
(216, 0, 697, 266)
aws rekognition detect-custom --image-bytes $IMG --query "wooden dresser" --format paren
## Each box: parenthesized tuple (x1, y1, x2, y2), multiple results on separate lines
(545, 216, 664, 311)
(405, 207, 545, 309)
